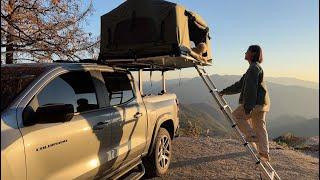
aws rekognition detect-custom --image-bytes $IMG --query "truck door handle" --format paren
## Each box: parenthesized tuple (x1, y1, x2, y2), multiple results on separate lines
(93, 121, 110, 130)
(134, 112, 143, 118)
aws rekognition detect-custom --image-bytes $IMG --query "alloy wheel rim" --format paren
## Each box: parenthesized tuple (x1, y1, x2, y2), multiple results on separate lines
(158, 135, 170, 169)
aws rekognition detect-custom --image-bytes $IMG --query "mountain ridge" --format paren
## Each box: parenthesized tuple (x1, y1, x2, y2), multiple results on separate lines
(142, 74, 319, 138)
(141, 73, 319, 90)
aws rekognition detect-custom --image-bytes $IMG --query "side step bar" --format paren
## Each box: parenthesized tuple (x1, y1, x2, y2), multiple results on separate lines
(109, 160, 145, 180)
(123, 161, 145, 180)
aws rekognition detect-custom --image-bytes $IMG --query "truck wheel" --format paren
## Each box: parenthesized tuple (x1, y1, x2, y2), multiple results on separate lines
(143, 128, 172, 177)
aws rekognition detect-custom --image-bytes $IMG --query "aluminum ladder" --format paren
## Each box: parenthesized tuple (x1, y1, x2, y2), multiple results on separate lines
(194, 64, 281, 180)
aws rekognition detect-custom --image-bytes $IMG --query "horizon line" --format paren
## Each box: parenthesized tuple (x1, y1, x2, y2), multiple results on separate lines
(136, 73, 319, 83)
(211, 74, 319, 83)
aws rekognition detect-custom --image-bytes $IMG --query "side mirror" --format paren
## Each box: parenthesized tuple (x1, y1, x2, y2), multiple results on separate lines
(36, 104, 74, 124)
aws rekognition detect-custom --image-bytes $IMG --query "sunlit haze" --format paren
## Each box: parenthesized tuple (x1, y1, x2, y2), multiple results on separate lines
(85, 0, 319, 82)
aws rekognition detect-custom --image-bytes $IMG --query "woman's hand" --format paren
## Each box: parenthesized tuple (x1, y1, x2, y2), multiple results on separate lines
(218, 91, 224, 96)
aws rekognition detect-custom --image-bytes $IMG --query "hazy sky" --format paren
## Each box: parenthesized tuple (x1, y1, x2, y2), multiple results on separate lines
(85, 0, 319, 82)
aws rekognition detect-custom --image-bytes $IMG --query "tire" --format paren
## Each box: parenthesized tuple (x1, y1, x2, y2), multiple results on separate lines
(143, 128, 172, 177)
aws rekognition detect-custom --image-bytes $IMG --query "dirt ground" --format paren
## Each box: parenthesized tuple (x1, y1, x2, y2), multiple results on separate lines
(145, 136, 319, 180)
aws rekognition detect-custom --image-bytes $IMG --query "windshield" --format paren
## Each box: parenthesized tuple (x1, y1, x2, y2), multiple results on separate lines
(1, 65, 48, 112)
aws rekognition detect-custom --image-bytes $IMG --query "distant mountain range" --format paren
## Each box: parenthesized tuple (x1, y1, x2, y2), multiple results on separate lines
(179, 103, 319, 138)
(265, 76, 318, 89)
(202, 75, 319, 89)
(142, 73, 319, 137)
(178, 104, 229, 137)
(269, 116, 319, 137)
(143, 74, 319, 119)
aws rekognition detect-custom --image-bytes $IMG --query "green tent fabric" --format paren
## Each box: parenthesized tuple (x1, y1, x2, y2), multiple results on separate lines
(99, 0, 213, 69)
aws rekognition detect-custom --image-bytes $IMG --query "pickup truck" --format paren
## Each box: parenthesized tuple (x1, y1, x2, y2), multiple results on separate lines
(1, 63, 179, 179)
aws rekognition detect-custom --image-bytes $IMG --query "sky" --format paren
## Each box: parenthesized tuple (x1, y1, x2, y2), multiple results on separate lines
(84, 0, 319, 82)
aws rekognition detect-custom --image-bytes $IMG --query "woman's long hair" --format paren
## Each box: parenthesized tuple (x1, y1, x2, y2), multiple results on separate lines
(248, 45, 263, 63)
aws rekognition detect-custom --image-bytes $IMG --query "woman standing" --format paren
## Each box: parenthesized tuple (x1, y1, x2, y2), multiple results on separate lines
(219, 45, 271, 162)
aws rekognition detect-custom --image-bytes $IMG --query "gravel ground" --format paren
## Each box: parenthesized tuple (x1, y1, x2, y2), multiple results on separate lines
(144, 136, 319, 180)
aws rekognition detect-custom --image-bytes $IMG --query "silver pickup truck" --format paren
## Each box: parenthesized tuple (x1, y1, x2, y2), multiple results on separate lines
(1, 63, 179, 179)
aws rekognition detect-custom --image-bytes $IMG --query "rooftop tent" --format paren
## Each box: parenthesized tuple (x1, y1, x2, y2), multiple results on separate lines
(99, 0, 213, 69)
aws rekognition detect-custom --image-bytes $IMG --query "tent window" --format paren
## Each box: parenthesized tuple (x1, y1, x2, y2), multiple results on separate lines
(186, 12, 209, 58)
(188, 19, 207, 46)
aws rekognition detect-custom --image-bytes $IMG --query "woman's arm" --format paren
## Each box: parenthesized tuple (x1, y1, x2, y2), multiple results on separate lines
(220, 74, 245, 95)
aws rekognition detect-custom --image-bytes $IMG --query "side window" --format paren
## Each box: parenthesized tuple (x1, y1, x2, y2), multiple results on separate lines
(34, 71, 98, 113)
(102, 72, 135, 106)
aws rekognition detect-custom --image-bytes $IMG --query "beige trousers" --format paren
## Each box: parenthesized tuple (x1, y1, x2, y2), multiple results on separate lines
(232, 105, 269, 155)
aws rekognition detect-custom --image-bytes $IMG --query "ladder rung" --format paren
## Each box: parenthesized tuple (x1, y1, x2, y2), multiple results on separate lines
(220, 105, 229, 110)
(270, 171, 275, 179)
(209, 89, 218, 93)
(256, 160, 261, 165)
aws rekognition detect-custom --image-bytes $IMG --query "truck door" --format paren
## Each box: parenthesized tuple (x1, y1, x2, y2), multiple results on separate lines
(18, 71, 113, 179)
(101, 71, 147, 169)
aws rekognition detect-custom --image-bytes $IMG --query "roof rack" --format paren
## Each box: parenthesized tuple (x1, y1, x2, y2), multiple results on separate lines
(99, 54, 211, 71)
(53, 59, 99, 63)
(53, 58, 178, 71)
(52, 54, 212, 72)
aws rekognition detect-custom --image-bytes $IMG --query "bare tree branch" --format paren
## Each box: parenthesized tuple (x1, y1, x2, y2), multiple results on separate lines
(1, 0, 98, 63)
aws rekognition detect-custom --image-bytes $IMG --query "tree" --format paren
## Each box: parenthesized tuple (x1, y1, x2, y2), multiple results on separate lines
(1, 0, 98, 64)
